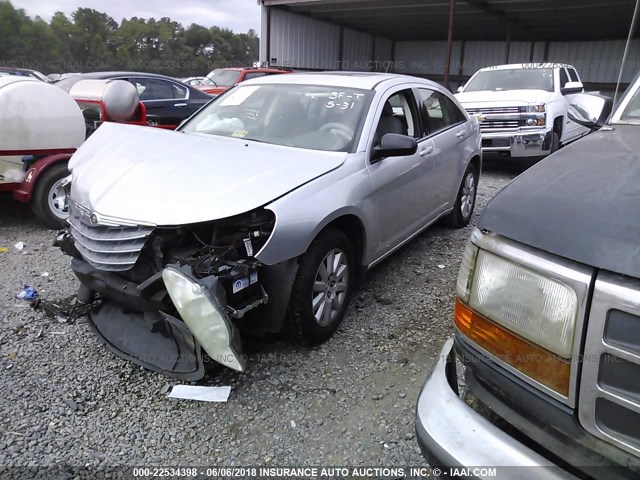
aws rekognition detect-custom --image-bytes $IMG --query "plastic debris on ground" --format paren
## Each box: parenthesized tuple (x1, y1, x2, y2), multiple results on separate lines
(16, 285, 38, 300)
(437, 264, 446, 269)
(168, 385, 231, 402)
(0, 247, 8, 254)
(41, 272, 49, 277)
(14, 242, 25, 251)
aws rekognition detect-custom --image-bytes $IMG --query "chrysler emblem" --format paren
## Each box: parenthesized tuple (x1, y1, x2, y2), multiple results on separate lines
(90, 213, 99, 225)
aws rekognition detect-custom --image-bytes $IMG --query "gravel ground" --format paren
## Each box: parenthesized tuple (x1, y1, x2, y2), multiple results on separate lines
(0, 160, 519, 471)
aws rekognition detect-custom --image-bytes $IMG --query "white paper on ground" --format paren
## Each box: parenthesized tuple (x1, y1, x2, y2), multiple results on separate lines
(167, 385, 231, 402)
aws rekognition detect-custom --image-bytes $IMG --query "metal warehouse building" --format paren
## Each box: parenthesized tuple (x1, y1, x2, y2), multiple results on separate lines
(258, 0, 640, 93)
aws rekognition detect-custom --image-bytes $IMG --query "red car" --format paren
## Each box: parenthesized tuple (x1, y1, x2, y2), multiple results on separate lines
(201, 67, 292, 95)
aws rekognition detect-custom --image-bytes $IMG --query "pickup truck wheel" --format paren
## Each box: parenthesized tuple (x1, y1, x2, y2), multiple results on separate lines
(289, 228, 355, 344)
(550, 132, 560, 153)
(443, 165, 478, 228)
(31, 163, 70, 229)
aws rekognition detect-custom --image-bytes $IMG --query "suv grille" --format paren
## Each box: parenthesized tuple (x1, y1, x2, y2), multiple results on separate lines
(579, 274, 640, 456)
(68, 201, 153, 272)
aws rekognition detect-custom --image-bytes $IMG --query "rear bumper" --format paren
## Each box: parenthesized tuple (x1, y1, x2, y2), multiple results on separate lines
(481, 129, 552, 158)
(415, 338, 578, 479)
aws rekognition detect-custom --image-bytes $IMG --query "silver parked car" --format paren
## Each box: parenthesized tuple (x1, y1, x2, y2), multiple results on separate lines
(58, 72, 482, 379)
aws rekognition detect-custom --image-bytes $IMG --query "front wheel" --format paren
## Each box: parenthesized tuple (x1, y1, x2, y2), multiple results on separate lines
(31, 162, 70, 229)
(289, 228, 355, 344)
(443, 164, 478, 228)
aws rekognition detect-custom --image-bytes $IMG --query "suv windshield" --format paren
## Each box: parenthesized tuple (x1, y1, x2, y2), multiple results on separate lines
(207, 69, 241, 87)
(464, 68, 554, 92)
(181, 84, 372, 152)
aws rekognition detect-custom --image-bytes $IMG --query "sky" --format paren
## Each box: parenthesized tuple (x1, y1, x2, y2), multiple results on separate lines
(10, 0, 262, 33)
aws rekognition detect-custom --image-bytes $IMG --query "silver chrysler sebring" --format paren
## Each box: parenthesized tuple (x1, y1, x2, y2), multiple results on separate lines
(58, 72, 482, 379)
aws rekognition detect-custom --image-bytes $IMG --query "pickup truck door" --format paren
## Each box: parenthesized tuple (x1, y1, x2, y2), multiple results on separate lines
(559, 67, 589, 143)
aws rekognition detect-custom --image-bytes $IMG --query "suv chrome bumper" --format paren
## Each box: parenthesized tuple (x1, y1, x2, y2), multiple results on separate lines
(415, 338, 578, 479)
(481, 129, 552, 158)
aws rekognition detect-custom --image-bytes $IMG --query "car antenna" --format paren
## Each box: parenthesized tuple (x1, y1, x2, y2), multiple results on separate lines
(612, 0, 639, 111)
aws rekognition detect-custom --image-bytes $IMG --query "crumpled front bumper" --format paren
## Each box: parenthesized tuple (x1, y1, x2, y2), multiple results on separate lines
(415, 338, 578, 480)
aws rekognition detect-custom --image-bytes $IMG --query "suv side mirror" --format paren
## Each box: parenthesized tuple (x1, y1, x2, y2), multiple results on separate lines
(561, 81, 583, 95)
(371, 133, 418, 163)
(567, 93, 613, 130)
(457, 85, 464, 93)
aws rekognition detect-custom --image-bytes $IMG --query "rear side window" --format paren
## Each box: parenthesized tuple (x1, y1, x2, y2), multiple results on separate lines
(568, 68, 580, 82)
(130, 78, 187, 100)
(416, 89, 465, 136)
(559, 68, 570, 87)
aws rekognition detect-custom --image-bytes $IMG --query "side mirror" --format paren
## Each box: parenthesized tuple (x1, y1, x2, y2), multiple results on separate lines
(371, 133, 418, 163)
(567, 93, 613, 130)
(561, 81, 583, 95)
(457, 85, 464, 93)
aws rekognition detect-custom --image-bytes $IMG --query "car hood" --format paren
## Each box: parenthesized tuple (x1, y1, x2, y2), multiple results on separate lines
(455, 89, 552, 107)
(478, 124, 640, 278)
(69, 123, 347, 226)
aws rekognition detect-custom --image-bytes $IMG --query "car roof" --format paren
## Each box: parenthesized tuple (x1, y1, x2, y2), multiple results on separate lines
(479, 63, 573, 71)
(240, 71, 438, 90)
(69, 71, 183, 80)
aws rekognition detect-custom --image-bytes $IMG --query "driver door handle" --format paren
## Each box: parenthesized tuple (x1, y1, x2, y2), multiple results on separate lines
(419, 145, 434, 157)
(456, 130, 466, 138)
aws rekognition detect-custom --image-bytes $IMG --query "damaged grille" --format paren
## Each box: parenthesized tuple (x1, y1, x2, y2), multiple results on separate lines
(68, 201, 153, 272)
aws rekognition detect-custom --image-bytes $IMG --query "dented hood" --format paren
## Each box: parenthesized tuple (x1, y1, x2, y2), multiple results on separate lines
(69, 123, 347, 226)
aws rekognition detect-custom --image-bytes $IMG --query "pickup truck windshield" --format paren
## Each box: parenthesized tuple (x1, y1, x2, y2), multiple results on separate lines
(181, 84, 372, 152)
(464, 68, 554, 93)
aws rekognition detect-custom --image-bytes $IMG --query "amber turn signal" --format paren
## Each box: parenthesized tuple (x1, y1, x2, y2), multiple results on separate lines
(454, 298, 571, 396)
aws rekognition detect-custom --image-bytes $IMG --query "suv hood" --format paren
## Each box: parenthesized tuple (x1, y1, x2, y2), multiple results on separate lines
(479, 124, 640, 278)
(69, 123, 347, 226)
(455, 89, 552, 107)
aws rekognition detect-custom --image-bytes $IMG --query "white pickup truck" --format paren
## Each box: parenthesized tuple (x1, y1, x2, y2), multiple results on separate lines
(455, 63, 590, 158)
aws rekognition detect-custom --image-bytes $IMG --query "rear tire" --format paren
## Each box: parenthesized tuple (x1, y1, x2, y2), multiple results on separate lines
(289, 228, 355, 344)
(31, 162, 70, 230)
(443, 164, 478, 228)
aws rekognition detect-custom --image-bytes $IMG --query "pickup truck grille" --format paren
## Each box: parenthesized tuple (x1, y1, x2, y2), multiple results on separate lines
(465, 106, 520, 115)
(68, 201, 153, 272)
(579, 273, 640, 456)
(464, 107, 522, 133)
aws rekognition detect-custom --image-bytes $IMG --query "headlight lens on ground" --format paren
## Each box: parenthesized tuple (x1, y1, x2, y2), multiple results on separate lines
(468, 250, 578, 358)
(162, 267, 245, 372)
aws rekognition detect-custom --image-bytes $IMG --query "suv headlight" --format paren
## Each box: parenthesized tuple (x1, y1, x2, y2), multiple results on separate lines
(469, 250, 577, 358)
(521, 104, 545, 113)
(454, 243, 576, 396)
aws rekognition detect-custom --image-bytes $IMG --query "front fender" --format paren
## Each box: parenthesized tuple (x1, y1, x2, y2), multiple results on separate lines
(12, 153, 72, 203)
(256, 155, 371, 266)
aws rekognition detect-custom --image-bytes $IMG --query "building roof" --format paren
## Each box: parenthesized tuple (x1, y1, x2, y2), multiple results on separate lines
(262, 0, 638, 41)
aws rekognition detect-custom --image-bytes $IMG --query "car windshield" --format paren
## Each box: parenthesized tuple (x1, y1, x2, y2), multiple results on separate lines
(207, 69, 241, 87)
(464, 68, 554, 92)
(618, 83, 640, 124)
(181, 84, 372, 152)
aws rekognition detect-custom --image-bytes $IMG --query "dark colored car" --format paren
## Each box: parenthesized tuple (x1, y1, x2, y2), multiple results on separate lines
(56, 72, 212, 127)
(0, 66, 51, 82)
(415, 77, 640, 479)
(201, 67, 292, 96)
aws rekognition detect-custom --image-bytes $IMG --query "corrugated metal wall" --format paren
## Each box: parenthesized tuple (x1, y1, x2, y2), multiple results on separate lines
(268, 8, 340, 69)
(264, 8, 637, 85)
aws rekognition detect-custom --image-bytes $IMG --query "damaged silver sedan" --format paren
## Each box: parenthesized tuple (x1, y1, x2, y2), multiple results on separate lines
(58, 72, 482, 379)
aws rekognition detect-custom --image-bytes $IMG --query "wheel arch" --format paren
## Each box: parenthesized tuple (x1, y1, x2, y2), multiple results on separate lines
(314, 213, 367, 270)
(12, 153, 72, 203)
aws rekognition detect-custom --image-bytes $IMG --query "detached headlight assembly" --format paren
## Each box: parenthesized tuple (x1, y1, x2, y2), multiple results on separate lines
(162, 267, 246, 372)
(454, 243, 577, 396)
